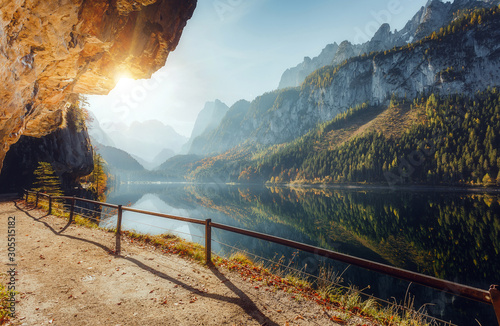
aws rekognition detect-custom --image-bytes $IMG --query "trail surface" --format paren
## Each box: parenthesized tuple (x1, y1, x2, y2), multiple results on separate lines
(0, 200, 350, 326)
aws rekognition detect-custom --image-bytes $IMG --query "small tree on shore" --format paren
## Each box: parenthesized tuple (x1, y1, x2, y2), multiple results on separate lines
(79, 152, 108, 201)
(31, 162, 63, 196)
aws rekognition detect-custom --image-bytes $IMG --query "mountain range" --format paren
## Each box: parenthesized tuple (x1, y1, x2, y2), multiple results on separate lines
(88, 114, 188, 169)
(183, 0, 500, 156)
(161, 0, 500, 186)
(278, 0, 499, 89)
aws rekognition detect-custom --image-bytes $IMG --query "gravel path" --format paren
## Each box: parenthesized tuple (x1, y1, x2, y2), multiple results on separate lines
(0, 200, 351, 326)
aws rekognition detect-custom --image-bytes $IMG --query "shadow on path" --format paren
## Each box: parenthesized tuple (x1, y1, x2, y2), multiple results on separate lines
(13, 201, 279, 326)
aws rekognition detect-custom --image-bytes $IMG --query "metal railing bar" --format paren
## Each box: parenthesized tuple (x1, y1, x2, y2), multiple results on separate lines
(57, 196, 119, 209)
(116, 218, 205, 239)
(210, 222, 491, 305)
(24, 191, 119, 209)
(212, 239, 455, 325)
(122, 206, 205, 225)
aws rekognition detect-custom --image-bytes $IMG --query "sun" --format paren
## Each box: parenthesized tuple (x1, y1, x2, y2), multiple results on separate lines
(110, 75, 137, 97)
(114, 71, 133, 82)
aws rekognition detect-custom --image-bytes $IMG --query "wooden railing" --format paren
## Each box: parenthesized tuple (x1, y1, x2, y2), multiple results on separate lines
(23, 190, 500, 325)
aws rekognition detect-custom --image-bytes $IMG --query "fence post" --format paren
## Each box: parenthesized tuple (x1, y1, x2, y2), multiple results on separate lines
(490, 285, 500, 325)
(69, 196, 76, 223)
(205, 219, 212, 266)
(48, 195, 52, 215)
(35, 192, 39, 207)
(115, 205, 123, 255)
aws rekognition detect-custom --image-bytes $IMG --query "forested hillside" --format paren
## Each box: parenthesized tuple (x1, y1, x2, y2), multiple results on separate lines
(185, 89, 500, 187)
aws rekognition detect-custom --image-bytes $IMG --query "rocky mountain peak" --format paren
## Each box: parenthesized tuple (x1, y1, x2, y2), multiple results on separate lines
(373, 23, 392, 39)
(277, 0, 499, 90)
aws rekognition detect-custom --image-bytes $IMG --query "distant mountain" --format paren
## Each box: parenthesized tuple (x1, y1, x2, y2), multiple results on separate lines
(94, 144, 144, 172)
(188, 99, 251, 155)
(152, 148, 176, 167)
(87, 111, 115, 147)
(87, 115, 187, 170)
(134, 148, 176, 170)
(190, 99, 230, 139)
(181, 100, 229, 154)
(278, 0, 500, 89)
(131, 154, 152, 170)
(93, 142, 180, 183)
(99, 119, 187, 162)
(156, 154, 202, 179)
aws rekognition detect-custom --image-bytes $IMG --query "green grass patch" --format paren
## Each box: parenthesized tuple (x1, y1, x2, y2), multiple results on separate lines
(122, 231, 206, 263)
(0, 276, 15, 324)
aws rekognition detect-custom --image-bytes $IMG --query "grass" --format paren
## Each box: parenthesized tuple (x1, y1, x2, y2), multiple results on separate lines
(23, 196, 446, 326)
(0, 275, 14, 325)
(121, 230, 206, 263)
(26, 195, 105, 230)
(25, 196, 207, 262)
(214, 252, 445, 326)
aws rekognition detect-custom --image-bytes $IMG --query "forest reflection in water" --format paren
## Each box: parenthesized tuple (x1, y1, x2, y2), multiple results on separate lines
(101, 183, 500, 325)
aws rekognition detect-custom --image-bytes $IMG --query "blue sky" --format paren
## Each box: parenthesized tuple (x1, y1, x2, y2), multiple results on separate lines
(87, 0, 429, 137)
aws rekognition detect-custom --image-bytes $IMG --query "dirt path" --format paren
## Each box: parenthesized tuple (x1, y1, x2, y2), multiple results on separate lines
(0, 200, 354, 326)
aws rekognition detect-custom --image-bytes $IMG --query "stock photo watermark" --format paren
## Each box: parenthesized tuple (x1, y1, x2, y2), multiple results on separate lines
(213, 0, 243, 21)
(6, 215, 17, 318)
(354, 0, 413, 44)
(96, 70, 169, 138)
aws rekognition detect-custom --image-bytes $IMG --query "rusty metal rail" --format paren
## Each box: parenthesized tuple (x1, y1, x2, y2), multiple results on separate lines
(210, 222, 493, 304)
(23, 190, 500, 325)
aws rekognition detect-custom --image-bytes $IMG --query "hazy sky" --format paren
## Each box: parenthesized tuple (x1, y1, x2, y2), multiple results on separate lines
(87, 0, 429, 137)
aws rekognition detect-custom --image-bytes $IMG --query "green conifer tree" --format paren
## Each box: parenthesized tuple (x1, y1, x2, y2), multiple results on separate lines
(31, 162, 63, 196)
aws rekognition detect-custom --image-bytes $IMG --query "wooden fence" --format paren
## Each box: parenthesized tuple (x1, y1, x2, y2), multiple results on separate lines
(24, 190, 500, 325)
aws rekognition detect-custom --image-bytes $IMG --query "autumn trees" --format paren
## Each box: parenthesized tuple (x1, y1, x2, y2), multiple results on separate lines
(246, 89, 500, 187)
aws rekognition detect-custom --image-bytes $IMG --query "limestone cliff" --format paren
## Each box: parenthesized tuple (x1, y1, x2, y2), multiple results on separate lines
(0, 0, 196, 171)
(192, 11, 500, 155)
(278, 0, 499, 89)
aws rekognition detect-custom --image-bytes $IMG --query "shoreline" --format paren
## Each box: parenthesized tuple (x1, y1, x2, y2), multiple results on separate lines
(118, 180, 500, 194)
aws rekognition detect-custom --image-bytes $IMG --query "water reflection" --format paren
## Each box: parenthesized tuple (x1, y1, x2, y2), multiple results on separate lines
(100, 183, 500, 325)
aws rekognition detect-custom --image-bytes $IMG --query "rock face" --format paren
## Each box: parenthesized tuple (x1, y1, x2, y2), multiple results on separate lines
(192, 11, 500, 155)
(278, 0, 499, 89)
(0, 106, 94, 193)
(183, 99, 229, 154)
(0, 0, 196, 171)
(279, 43, 339, 90)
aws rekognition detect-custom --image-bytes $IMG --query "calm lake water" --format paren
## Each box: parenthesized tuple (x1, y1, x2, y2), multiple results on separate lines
(100, 183, 500, 325)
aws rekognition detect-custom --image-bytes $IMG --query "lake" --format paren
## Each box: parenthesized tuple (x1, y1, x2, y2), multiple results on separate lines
(100, 182, 500, 325)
